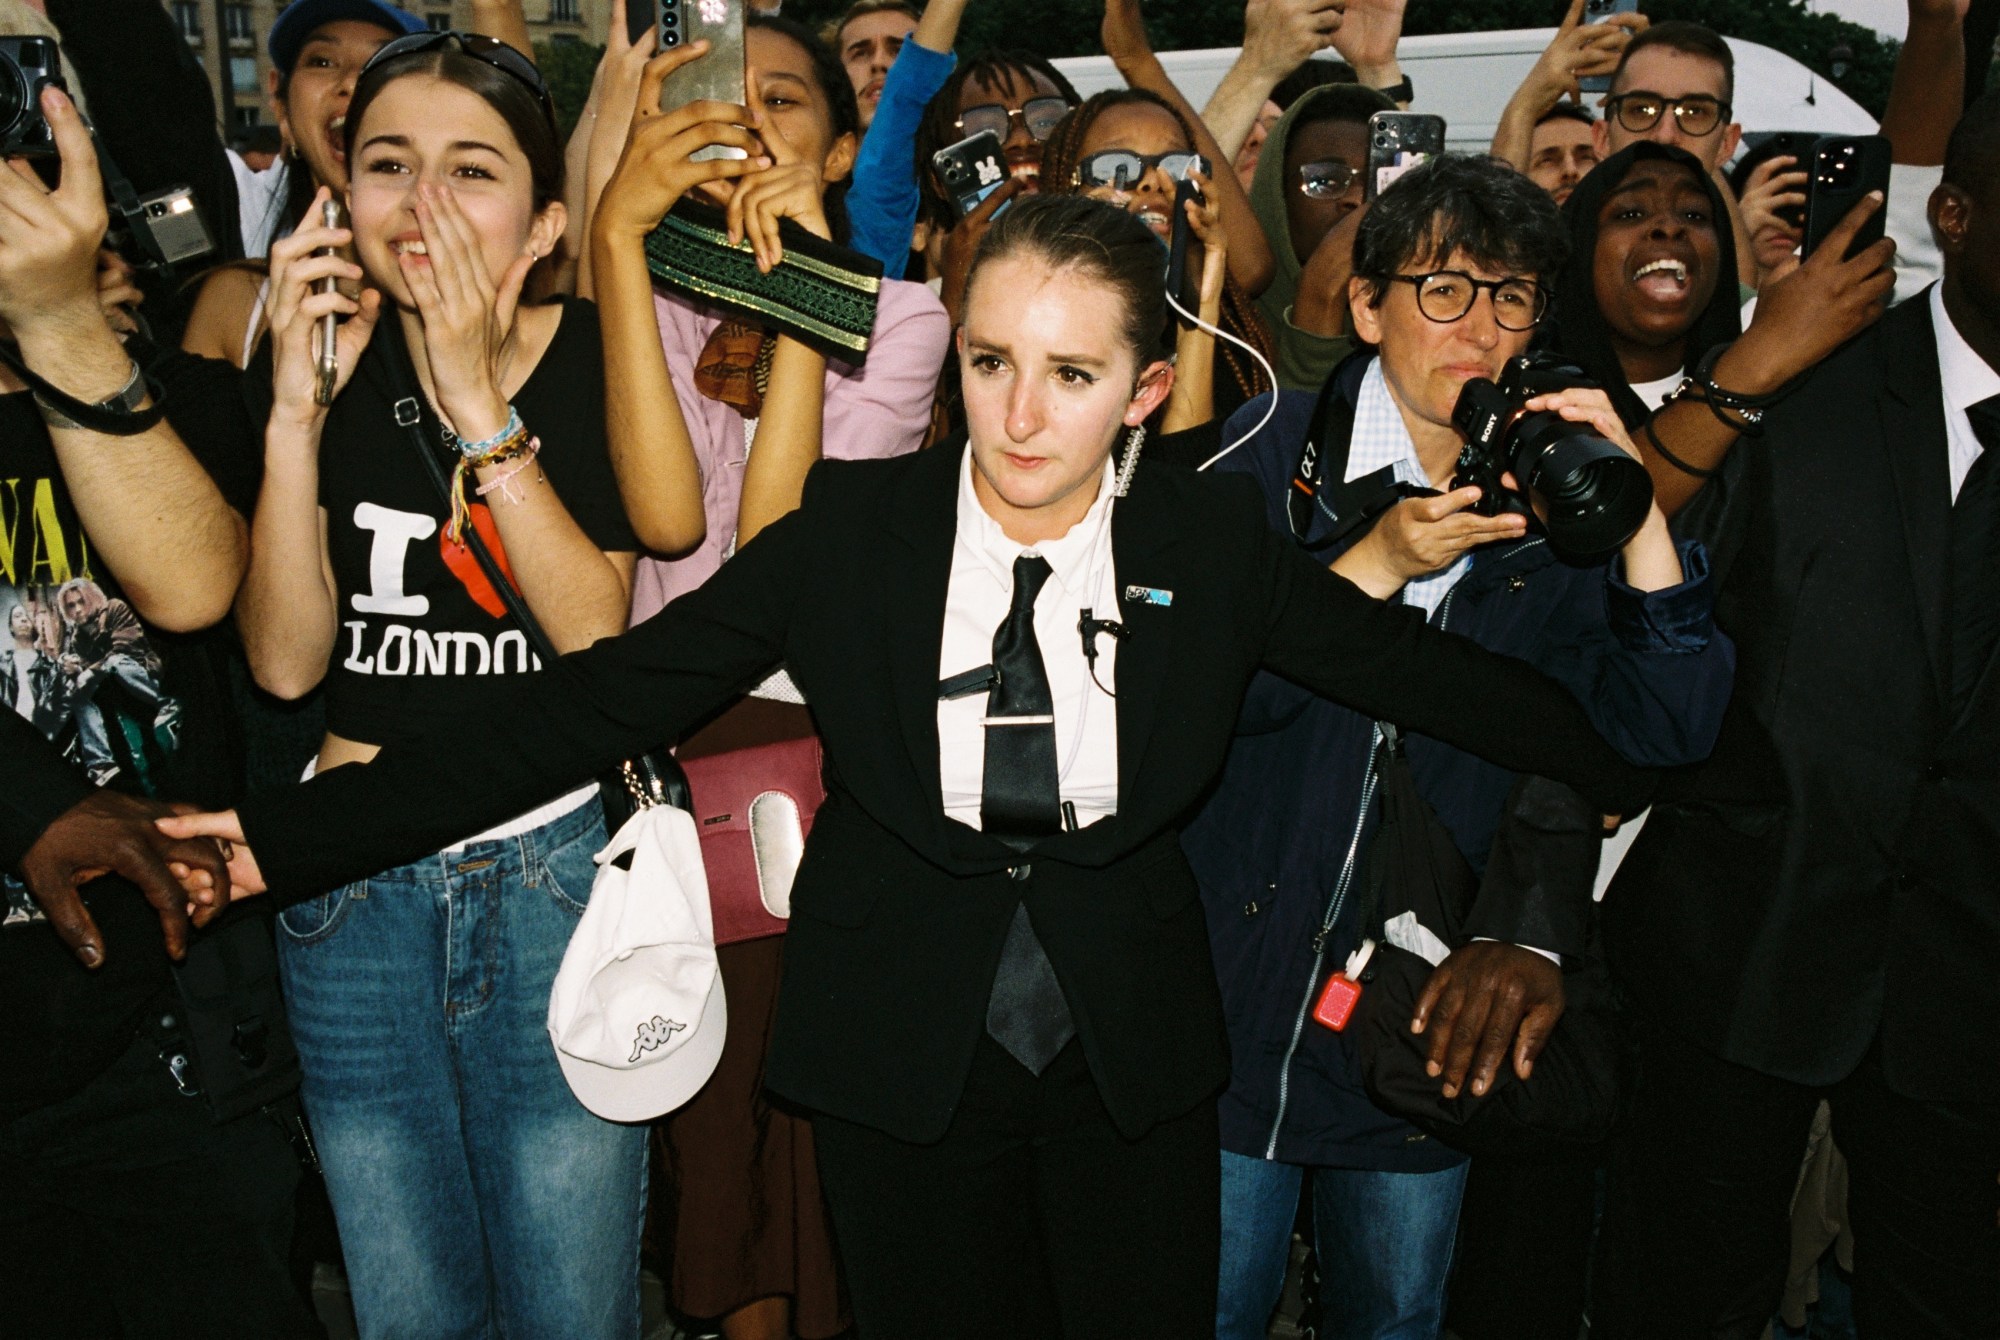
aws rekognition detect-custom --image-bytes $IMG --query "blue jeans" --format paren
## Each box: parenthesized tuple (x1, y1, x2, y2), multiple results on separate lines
(277, 800, 647, 1340)
(1217, 1148, 1469, 1340)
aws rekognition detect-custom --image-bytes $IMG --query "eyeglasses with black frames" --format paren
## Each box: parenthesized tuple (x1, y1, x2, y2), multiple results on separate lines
(1603, 91, 1731, 138)
(1386, 271, 1549, 331)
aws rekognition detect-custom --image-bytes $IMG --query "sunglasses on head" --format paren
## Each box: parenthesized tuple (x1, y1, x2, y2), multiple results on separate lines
(1073, 149, 1210, 192)
(359, 30, 557, 128)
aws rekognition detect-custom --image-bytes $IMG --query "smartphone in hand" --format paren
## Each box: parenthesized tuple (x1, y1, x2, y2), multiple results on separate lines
(933, 130, 1010, 221)
(1579, 0, 1641, 94)
(1800, 134, 1891, 262)
(1365, 112, 1446, 202)
(635, 0, 749, 161)
(1165, 175, 1204, 317)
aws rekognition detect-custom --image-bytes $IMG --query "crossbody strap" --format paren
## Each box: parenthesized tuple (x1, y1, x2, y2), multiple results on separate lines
(360, 319, 690, 810)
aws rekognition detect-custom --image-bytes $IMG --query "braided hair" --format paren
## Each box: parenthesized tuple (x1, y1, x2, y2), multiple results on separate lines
(1038, 89, 1274, 405)
(912, 51, 1081, 233)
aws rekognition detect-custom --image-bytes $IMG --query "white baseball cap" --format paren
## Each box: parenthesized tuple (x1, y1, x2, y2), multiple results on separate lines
(547, 805, 727, 1122)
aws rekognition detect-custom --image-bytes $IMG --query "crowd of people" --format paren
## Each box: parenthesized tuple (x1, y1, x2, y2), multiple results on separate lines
(1, 0, 1996, 1337)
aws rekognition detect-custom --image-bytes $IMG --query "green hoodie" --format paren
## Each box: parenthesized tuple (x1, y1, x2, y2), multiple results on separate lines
(1247, 82, 1393, 392)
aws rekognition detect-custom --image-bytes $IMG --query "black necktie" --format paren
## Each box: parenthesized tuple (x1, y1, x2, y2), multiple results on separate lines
(981, 555, 1075, 1073)
(1948, 395, 2000, 714)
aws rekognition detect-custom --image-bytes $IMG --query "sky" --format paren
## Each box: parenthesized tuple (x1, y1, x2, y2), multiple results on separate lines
(1813, 0, 1908, 38)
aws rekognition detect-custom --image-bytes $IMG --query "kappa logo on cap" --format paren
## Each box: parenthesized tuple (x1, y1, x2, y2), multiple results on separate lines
(629, 1015, 688, 1063)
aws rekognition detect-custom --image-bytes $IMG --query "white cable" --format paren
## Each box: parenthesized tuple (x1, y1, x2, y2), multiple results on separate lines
(1163, 284, 1281, 473)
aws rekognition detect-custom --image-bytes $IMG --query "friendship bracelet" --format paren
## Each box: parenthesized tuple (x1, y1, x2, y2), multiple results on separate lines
(1644, 416, 1722, 480)
(475, 438, 543, 505)
(444, 405, 523, 460)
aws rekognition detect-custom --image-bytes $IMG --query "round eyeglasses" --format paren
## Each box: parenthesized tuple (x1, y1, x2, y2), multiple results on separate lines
(956, 96, 1072, 144)
(1073, 149, 1209, 192)
(1604, 92, 1731, 138)
(1387, 271, 1549, 331)
(1296, 159, 1359, 200)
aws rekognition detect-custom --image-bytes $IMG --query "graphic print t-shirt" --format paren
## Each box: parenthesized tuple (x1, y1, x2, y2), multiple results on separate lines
(318, 298, 638, 749)
(0, 361, 259, 1104)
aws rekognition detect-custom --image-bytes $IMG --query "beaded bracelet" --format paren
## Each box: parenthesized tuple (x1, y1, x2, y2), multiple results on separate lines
(475, 438, 543, 505)
(444, 406, 524, 460)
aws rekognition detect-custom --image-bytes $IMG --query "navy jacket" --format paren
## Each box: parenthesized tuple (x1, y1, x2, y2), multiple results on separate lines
(1183, 361, 1736, 1170)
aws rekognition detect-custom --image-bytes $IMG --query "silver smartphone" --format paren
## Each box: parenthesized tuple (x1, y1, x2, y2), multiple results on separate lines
(632, 0, 749, 161)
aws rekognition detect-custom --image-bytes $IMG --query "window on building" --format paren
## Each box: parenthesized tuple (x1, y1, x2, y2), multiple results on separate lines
(231, 56, 260, 94)
(551, 0, 580, 21)
(172, 1, 202, 39)
(428, 12, 452, 30)
(233, 106, 263, 129)
(224, 4, 253, 40)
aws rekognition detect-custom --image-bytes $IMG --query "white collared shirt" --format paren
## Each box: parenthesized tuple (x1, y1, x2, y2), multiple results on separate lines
(938, 447, 1121, 831)
(1932, 283, 2000, 501)
(1346, 360, 1469, 617)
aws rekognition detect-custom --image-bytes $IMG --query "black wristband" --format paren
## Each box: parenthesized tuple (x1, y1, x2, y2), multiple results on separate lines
(1374, 75, 1414, 103)
(0, 340, 167, 436)
(1645, 416, 1722, 480)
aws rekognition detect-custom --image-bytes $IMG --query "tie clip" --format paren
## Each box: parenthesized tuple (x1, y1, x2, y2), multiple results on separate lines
(939, 665, 999, 701)
(983, 714, 1056, 727)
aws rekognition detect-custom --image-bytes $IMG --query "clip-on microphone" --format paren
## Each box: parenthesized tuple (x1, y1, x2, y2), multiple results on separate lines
(1078, 609, 1131, 697)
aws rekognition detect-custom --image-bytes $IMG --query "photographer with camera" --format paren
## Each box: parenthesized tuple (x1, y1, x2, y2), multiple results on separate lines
(1182, 154, 1732, 1340)
(0, 83, 316, 1337)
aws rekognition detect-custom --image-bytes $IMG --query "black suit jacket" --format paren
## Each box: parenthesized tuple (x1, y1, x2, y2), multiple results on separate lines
(241, 445, 1653, 1141)
(1608, 293, 2000, 1104)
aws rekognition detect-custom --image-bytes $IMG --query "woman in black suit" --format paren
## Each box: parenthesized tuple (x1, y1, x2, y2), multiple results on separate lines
(174, 195, 1656, 1338)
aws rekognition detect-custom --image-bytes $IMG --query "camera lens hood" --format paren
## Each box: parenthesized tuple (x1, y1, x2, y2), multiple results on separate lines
(1520, 426, 1654, 564)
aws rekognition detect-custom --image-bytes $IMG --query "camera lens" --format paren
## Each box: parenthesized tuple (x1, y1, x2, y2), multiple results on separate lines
(0, 62, 25, 140)
(660, 9, 677, 23)
(661, 28, 679, 44)
(1510, 414, 1654, 562)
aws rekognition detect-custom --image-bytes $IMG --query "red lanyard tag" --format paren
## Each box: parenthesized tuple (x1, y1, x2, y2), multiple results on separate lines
(1311, 939, 1377, 1033)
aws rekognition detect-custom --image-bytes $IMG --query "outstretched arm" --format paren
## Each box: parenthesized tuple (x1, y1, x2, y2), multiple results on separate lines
(170, 485, 822, 900)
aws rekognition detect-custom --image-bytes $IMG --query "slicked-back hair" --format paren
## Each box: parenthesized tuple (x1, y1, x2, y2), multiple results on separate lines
(1944, 86, 2000, 192)
(913, 51, 1081, 230)
(967, 193, 1174, 369)
(1351, 153, 1568, 307)
(1537, 100, 1596, 128)
(822, 0, 920, 51)
(1611, 21, 1734, 106)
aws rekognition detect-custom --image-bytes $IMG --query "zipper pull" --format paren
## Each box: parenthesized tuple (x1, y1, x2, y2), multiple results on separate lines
(1311, 928, 1329, 955)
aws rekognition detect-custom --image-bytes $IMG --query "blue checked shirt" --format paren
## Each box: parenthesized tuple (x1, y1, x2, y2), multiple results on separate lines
(1343, 360, 1470, 618)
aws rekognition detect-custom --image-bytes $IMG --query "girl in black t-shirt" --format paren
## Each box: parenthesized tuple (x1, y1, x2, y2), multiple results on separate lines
(233, 34, 642, 1338)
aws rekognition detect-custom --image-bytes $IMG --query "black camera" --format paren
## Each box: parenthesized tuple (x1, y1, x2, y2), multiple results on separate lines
(0, 35, 63, 157)
(1450, 353, 1653, 564)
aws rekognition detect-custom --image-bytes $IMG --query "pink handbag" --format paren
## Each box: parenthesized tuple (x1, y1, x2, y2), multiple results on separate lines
(679, 720, 825, 946)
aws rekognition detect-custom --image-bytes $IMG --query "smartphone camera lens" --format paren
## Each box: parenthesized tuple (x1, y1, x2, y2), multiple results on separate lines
(660, 8, 676, 23)
(661, 27, 679, 44)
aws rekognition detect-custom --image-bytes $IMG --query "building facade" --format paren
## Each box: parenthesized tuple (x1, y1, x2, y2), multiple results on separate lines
(165, 0, 609, 135)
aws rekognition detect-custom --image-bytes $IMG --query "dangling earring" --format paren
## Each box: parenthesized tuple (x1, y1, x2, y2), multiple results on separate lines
(1114, 423, 1145, 498)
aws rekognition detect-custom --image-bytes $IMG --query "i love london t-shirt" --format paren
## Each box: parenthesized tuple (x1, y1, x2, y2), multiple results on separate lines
(316, 297, 638, 750)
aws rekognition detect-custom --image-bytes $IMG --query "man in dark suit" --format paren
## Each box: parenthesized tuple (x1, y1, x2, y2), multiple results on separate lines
(1593, 89, 2000, 1339)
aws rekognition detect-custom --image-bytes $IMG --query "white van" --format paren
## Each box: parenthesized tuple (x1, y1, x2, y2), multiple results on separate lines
(1053, 27, 1878, 151)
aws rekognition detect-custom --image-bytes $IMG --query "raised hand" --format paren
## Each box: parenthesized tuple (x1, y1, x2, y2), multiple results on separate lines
(593, 41, 771, 244)
(725, 67, 833, 271)
(1329, 0, 1407, 77)
(1733, 192, 1896, 390)
(0, 87, 114, 338)
(1184, 166, 1230, 319)
(1239, 0, 1346, 82)
(1527, 0, 1647, 110)
(266, 186, 382, 424)
(938, 176, 1023, 323)
(402, 183, 535, 440)
(1736, 153, 1807, 282)
(1102, 0, 1156, 69)
(95, 249, 144, 337)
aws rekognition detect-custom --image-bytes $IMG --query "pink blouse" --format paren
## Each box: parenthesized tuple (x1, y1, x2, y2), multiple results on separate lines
(627, 279, 950, 624)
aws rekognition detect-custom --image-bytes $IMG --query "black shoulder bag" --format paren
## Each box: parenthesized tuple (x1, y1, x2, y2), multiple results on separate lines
(363, 320, 689, 832)
(1345, 725, 1626, 1158)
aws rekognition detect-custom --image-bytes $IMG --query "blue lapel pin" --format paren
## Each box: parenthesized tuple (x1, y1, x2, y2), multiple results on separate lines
(1124, 585, 1173, 607)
